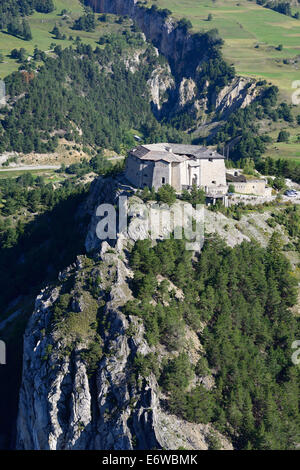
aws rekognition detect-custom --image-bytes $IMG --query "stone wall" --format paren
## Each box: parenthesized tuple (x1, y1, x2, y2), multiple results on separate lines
(124, 154, 141, 188)
(152, 160, 171, 190)
(200, 159, 227, 188)
(140, 161, 155, 189)
(171, 162, 181, 191)
(231, 179, 272, 196)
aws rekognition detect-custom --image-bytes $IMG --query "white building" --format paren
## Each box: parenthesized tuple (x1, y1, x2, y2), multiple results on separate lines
(226, 171, 273, 196)
(125, 143, 227, 197)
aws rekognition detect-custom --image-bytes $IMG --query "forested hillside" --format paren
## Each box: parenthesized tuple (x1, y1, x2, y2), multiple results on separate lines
(0, 0, 299, 453)
(0, 37, 186, 154)
(0, 1, 298, 167)
(86, 0, 300, 167)
(125, 235, 300, 449)
(0, 0, 54, 28)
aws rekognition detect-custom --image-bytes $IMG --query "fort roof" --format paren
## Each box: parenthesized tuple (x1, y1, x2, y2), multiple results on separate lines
(131, 144, 225, 163)
(226, 173, 247, 183)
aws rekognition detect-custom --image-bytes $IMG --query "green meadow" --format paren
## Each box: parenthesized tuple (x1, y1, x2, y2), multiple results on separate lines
(0, 169, 56, 179)
(150, 0, 300, 163)
(151, 0, 300, 100)
(263, 126, 300, 162)
(0, 0, 131, 78)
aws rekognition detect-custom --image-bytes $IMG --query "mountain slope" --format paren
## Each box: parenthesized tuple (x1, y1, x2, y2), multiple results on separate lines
(145, 0, 300, 99)
(17, 176, 233, 450)
(16, 176, 300, 450)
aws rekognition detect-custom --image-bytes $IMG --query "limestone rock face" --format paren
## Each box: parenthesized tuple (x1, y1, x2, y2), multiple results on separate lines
(17, 286, 93, 450)
(90, 0, 199, 77)
(178, 78, 197, 108)
(123, 50, 142, 73)
(148, 64, 175, 116)
(121, 46, 175, 116)
(214, 77, 258, 117)
(17, 177, 233, 450)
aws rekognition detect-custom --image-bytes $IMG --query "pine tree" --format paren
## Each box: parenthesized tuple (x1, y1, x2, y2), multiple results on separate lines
(22, 19, 32, 41)
(7, 18, 22, 37)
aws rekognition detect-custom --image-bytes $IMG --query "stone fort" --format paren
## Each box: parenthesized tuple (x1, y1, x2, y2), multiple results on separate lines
(125, 143, 227, 196)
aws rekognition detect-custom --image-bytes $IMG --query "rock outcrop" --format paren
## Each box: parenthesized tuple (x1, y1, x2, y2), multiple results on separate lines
(87, 0, 260, 125)
(17, 177, 233, 450)
(148, 63, 175, 117)
(119, 44, 176, 118)
(178, 78, 197, 109)
(214, 77, 258, 118)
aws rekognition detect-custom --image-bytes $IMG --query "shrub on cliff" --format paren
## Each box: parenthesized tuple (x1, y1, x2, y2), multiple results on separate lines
(156, 184, 177, 205)
(177, 17, 193, 32)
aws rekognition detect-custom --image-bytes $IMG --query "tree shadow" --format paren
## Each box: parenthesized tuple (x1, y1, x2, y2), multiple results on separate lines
(0, 190, 89, 449)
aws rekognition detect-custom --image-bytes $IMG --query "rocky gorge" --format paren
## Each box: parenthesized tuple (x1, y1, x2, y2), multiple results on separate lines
(87, 0, 260, 126)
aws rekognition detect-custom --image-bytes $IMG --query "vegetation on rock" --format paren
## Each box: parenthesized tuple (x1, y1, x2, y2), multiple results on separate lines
(125, 235, 300, 449)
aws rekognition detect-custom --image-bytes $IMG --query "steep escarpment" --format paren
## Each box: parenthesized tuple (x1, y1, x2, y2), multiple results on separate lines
(17, 177, 233, 450)
(214, 77, 258, 118)
(86, 0, 260, 124)
(16, 176, 300, 450)
(88, 0, 201, 77)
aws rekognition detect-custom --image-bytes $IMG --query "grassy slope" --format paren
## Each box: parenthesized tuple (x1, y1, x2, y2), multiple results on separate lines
(0, 0, 129, 78)
(150, 0, 300, 161)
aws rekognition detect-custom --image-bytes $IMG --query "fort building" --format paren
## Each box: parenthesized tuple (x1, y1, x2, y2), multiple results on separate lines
(125, 144, 228, 199)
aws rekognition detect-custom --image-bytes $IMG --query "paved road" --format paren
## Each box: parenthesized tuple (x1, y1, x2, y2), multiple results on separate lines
(0, 157, 124, 172)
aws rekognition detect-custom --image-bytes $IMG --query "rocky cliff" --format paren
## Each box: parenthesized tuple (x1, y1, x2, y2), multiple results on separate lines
(121, 45, 176, 118)
(88, 0, 201, 77)
(88, 0, 261, 125)
(214, 77, 258, 118)
(17, 177, 233, 450)
(17, 173, 295, 450)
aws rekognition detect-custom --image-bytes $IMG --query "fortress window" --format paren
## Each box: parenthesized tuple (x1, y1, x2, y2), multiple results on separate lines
(162, 177, 166, 184)
(212, 180, 216, 184)
(209, 158, 213, 162)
